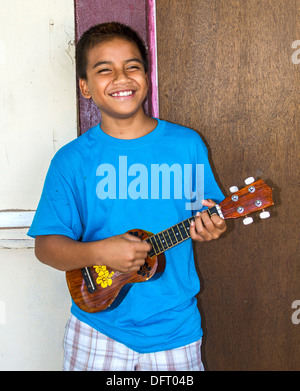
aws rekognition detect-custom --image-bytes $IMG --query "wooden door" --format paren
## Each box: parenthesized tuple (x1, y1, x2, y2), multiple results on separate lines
(156, 0, 300, 370)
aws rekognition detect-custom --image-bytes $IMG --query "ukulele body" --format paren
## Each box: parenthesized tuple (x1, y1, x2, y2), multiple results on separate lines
(66, 229, 166, 313)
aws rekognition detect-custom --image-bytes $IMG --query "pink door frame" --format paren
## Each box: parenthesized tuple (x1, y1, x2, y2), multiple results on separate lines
(74, 0, 159, 134)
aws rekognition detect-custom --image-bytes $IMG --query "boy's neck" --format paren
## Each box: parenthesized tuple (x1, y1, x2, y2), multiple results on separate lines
(100, 111, 157, 140)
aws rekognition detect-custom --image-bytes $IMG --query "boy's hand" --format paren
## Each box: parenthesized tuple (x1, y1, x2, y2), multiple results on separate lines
(189, 199, 226, 243)
(94, 233, 151, 274)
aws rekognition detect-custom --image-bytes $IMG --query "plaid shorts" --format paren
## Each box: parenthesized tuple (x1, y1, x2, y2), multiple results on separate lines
(63, 315, 204, 371)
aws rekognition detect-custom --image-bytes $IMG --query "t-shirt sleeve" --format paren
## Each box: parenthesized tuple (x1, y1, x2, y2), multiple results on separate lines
(27, 158, 83, 240)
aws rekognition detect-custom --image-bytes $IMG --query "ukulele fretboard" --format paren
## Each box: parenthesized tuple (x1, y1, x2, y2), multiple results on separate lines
(145, 205, 221, 257)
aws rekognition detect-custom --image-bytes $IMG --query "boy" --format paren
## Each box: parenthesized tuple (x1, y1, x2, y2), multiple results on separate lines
(28, 22, 226, 371)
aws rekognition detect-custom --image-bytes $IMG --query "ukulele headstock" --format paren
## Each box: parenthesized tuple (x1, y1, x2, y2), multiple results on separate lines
(219, 177, 274, 225)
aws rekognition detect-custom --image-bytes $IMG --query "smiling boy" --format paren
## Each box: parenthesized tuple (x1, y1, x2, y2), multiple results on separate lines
(28, 22, 226, 371)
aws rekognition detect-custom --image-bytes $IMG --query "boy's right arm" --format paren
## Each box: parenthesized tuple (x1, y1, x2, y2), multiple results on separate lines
(35, 234, 151, 273)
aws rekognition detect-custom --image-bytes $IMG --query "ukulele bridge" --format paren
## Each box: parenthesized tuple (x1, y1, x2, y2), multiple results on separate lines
(81, 267, 97, 293)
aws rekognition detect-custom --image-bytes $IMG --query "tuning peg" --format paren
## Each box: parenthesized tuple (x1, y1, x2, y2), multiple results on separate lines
(243, 216, 253, 225)
(245, 177, 255, 185)
(229, 186, 239, 193)
(260, 210, 270, 219)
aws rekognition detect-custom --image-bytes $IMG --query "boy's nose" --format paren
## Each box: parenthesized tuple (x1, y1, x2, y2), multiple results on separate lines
(113, 69, 129, 84)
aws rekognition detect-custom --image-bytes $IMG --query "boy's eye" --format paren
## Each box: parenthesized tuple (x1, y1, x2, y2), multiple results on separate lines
(97, 68, 111, 74)
(96, 64, 142, 75)
(126, 65, 140, 71)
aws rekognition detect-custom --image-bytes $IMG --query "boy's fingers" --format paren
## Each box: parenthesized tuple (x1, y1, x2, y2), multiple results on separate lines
(195, 212, 215, 240)
(190, 216, 206, 242)
(201, 199, 216, 208)
(124, 233, 152, 251)
(211, 214, 227, 230)
(191, 209, 226, 242)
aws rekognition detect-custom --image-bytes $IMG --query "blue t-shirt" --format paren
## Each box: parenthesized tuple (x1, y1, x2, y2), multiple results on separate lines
(28, 118, 224, 353)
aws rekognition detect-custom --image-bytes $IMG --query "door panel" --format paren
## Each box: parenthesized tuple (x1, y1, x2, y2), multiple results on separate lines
(156, 0, 300, 370)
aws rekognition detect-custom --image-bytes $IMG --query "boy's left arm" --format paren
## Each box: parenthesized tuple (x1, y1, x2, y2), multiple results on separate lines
(189, 199, 226, 242)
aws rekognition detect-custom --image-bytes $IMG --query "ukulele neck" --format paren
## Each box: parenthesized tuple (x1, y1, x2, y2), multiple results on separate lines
(145, 205, 223, 257)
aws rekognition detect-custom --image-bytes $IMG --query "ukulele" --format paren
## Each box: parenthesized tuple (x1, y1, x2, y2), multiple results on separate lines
(66, 177, 274, 313)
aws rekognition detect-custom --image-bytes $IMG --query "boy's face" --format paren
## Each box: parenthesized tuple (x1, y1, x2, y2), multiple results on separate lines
(79, 37, 149, 121)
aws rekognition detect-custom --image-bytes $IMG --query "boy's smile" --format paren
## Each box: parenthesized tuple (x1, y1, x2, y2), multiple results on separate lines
(111, 90, 134, 98)
(109, 89, 137, 100)
(79, 38, 149, 124)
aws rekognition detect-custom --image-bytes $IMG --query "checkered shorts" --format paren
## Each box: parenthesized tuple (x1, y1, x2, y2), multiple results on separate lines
(63, 315, 204, 371)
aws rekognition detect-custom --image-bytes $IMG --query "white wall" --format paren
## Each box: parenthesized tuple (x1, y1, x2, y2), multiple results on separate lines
(0, 0, 77, 209)
(0, 0, 77, 370)
(0, 249, 71, 371)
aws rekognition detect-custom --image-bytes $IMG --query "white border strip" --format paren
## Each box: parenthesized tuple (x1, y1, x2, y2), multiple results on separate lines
(0, 228, 34, 249)
(0, 211, 35, 228)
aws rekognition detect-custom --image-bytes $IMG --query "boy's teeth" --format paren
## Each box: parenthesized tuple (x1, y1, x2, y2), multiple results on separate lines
(112, 91, 133, 97)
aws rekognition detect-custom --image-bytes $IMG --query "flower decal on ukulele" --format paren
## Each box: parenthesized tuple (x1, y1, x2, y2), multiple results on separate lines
(93, 266, 114, 288)
(137, 261, 151, 278)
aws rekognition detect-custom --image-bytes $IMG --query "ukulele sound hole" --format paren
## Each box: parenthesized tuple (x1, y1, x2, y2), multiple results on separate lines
(137, 261, 151, 277)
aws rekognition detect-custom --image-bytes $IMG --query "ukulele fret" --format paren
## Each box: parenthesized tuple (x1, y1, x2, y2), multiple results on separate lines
(147, 217, 194, 256)
(158, 232, 169, 251)
(167, 227, 177, 246)
(170, 227, 179, 244)
(181, 221, 189, 236)
(155, 234, 165, 252)
(183, 218, 192, 233)
(172, 224, 183, 241)
(163, 229, 173, 248)
(178, 222, 188, 239)
(147, 235, 160, 256)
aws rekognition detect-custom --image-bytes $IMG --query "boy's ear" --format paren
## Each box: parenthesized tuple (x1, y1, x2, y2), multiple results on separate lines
(79, 79, 92, 99)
